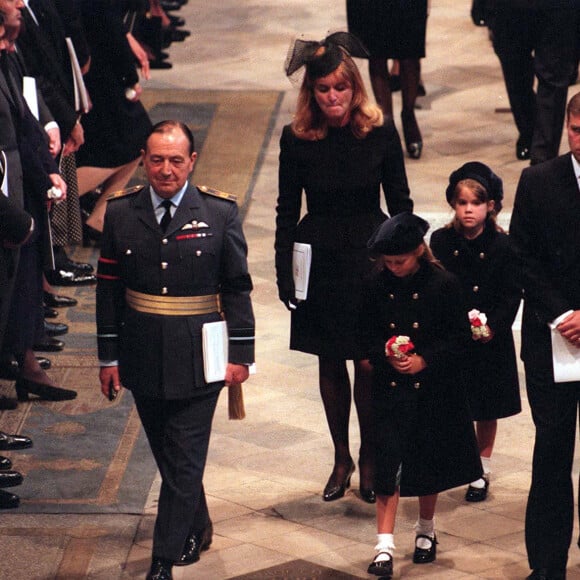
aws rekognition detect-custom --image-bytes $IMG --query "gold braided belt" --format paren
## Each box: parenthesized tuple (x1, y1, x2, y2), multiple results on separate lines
(125, 288, 220, 316)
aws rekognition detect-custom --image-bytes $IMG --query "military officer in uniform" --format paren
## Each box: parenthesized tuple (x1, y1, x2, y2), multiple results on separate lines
(96, 120, 255, 580)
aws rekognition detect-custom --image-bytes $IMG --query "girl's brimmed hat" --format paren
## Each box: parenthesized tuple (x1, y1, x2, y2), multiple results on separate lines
(445, 161, 504, 212)
(284, 31, 369, 80)
(368, 212, 430, 255)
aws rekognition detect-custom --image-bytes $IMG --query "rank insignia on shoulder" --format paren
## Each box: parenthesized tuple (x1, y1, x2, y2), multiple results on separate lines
(106, 185, 144, 201)
(198, 185, 238, 202)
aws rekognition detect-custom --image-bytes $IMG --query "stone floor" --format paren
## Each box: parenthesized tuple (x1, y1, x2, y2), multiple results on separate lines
(3, 1, 580, 578)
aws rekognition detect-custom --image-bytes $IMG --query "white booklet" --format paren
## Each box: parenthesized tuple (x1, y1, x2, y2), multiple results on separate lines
(551, 327, 580, 382)
(202, 320, 228, 383)
(292, 242, 312, 300)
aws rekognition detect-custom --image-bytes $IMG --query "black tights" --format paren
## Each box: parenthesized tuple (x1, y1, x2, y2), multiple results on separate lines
(368, 57, 420, 118)
(318, 357, 375, 488)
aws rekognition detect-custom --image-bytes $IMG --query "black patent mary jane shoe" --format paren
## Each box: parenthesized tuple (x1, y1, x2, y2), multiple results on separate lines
(323, 462, 355, 502)
(413, 534, 437, 564)
(465, 476, 489, 502)
(368, 551, 393, 578)
(146, 558, 173, 580)
(175, 521, 213, 566)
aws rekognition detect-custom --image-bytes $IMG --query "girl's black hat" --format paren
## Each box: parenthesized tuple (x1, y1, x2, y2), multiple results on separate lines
(368, 212, 430, 255)
(446, 161, 504, 212)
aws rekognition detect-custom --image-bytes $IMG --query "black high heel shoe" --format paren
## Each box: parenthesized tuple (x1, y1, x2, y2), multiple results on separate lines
(401, 109, 423, 159)
(360, 487, 376, 504)
(15, 378, 77, 402)
(322, 462, 355, 502)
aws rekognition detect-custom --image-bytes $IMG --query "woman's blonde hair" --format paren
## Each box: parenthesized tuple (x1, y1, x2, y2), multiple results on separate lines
(291, 48, 383, 140)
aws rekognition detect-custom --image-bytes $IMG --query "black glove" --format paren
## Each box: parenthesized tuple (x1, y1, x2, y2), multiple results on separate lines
(278, 288, 299, 311)
(471, 0, 489, 27)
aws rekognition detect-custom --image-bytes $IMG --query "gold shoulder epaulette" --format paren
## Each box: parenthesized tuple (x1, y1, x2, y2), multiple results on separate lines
(198, 185, 238, 203)
(106, 185, 144, 201)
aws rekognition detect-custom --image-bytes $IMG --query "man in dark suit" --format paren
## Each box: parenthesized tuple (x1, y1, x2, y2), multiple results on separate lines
(472, 0, 580, 165)
(509, 91, 580, 580)
(96, 120, 255, 580)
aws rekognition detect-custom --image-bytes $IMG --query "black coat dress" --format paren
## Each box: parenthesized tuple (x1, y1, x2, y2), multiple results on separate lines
(430, 222, 521, 420)
(275, 122, 412, 358)
(347, 0, 428, 59)
(76, 0, 152, 168)
(360, 261, 482, 497)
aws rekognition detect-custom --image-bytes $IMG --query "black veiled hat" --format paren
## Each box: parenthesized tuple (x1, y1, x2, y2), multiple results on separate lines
(284, 31, 369, 80)
(445, 161, 504, 212)
(367, 212, 430, 255)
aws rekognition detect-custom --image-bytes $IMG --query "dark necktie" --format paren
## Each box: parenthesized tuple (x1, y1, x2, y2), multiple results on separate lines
(159, 199, 173, 232)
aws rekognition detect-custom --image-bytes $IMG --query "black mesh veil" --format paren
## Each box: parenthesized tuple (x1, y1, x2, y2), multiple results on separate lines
(284, 31, 369, 80)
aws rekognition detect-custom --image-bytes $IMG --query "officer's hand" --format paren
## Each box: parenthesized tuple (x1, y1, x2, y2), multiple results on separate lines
(225, 363, 249, 386)
(557, 311, 580, 347)
(99, 366, 122, 399)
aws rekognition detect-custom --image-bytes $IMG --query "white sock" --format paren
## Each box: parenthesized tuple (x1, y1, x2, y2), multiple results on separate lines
(480, 456, 491, 476)
(470, 457, 491, 487)
(374, 533, 395, 561)
(414, 518, 435, 548)
(470, 478, 486, 488)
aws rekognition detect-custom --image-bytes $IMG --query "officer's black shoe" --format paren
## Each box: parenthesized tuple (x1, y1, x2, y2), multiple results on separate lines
(146, 558, 173, 580)
(175, 521, 213, 566)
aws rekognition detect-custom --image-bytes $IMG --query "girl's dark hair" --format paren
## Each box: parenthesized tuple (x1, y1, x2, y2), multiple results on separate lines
(446, 178, 504, 233)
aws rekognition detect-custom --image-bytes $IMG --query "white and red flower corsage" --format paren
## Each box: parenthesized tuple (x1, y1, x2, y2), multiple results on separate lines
(468, 309, 490, 338)
(385, 335, 415, 359)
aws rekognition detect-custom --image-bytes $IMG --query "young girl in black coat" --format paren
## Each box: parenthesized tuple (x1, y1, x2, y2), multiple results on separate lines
(430, 162, 521, 503)
(361, 212, 482, 579)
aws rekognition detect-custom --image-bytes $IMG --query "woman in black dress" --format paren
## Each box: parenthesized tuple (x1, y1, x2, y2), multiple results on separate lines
(347, 0, 428, 159)
(275, 32, 413, 504)
(76, 0, 153, 237)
